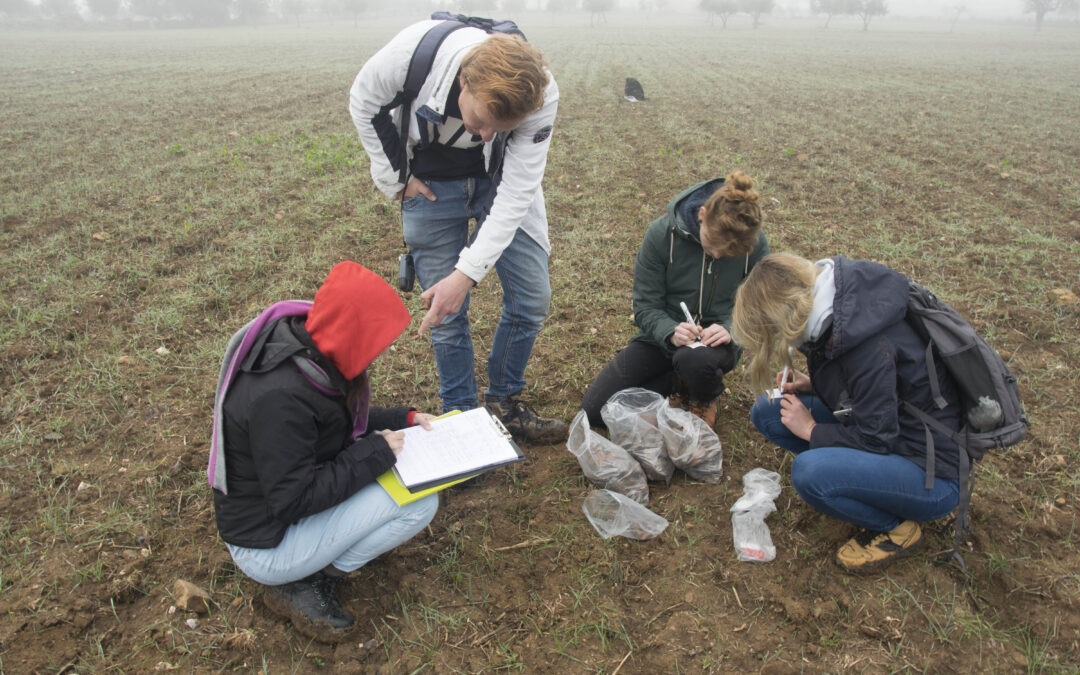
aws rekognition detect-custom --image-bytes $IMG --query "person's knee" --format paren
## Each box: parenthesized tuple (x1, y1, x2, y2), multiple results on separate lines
(790, 452, 825, 500)
(403, 494, 439, 529)
(749, 396, 776, 435)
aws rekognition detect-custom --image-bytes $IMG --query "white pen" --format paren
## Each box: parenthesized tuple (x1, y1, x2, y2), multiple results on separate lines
(673, 300, 699, 341)
(775, 346, 793, 400)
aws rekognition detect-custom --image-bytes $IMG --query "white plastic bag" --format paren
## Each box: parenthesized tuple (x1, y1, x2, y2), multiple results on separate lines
(656, 405, 723, 483)
(731, 468, 782, 562)
(600, 387, 674, 483)
(567, 410, 649, 504)
(582, 489, 669, 540)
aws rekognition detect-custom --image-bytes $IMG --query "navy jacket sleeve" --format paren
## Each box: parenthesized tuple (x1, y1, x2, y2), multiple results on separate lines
(810, 337, 900, 455)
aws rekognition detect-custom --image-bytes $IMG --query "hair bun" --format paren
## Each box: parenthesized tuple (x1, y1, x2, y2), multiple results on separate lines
(723, 170, 758, 204)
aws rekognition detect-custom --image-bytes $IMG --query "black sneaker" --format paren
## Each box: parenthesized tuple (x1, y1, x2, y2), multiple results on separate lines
(485, 395, 568, 445)
(263, 572, 355, 642)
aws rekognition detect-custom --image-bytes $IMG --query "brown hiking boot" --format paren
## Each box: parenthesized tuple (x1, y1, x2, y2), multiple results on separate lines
(686, 399, 718, 427)
(485, 395, 567, 445)
(836, 520, 924, 574)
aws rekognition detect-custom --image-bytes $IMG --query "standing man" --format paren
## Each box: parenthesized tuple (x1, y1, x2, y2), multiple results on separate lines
(349, 17, 566, 444)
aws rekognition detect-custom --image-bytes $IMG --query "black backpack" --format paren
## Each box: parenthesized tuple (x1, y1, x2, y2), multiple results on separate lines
(392, 12, 525, 185)
(901, 280, 1028, 572)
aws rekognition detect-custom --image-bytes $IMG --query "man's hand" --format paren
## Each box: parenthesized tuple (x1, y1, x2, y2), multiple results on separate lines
(395, 177, 436, 203)
(418, 269, 475, 335)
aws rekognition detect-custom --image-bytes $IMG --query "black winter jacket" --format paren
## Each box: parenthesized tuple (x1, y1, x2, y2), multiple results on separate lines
(213, 317, 411, 548)
(803, 257, 963, 480)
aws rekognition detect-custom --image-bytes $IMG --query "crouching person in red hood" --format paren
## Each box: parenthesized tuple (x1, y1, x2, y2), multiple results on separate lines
(208, 261, 439, 642)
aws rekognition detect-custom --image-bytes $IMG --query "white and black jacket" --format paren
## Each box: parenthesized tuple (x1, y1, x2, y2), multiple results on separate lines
(349, 19, 559, 284)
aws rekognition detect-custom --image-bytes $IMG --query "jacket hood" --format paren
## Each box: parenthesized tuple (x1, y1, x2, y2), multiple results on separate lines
(667, 178, 724, 244)
(305, 261, 411, 380)
(826, 256, 910, 358)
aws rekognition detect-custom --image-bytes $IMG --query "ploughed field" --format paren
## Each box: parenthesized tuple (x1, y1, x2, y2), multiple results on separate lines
(1, 14, 1078, 673)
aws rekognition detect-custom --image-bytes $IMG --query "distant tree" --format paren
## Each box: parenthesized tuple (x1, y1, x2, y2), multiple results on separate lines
(700, 0, 739, 26)
(811, 0, 855, 27)
(948, 4, 966, 32)
(234, 0, 268, 25)
(1024, 0, 1061, 31)
(341, 0, 364, 26)
(740, 0, 774, 27)
(279, 0, 304, 25)
(853, 0, 885, 30)
(583, 0, 613, 24)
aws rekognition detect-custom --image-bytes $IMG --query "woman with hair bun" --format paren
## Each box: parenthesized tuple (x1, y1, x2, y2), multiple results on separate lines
(731, 253, 962, 573)
(580, 171, 769, 428)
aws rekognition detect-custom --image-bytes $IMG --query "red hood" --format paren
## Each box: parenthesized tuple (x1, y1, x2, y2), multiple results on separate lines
(304, 261, 410, 380)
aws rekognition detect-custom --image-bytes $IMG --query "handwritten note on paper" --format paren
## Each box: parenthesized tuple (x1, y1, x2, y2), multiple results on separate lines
(392, 408, 522, 489)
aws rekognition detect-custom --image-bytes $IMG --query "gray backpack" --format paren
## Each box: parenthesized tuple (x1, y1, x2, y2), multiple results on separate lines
(901, 280, 1028, 572)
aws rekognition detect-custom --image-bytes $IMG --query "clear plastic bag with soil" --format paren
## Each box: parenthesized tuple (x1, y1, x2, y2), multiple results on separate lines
(582, 489, 669, 540)
(600, 387, 674, 483)
(656, 405, 723, 483)
(567, 410, 649, 504)
(731, 468, 782, 562)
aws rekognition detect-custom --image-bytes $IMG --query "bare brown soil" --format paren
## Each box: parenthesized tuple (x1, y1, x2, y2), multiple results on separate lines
(2, 19, 1079, 675)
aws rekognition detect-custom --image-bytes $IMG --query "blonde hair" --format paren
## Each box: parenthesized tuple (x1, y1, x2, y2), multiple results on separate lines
(731, 253, 819, 393)
(460, 34, 548, 122)
(701, 170, 762, 257)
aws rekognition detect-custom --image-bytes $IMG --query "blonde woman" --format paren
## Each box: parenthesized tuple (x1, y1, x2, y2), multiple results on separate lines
(732, 254, 962, 573)
(581, 171, 769, 427)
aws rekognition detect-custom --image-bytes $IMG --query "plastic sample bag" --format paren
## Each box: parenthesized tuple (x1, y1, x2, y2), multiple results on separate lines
(731, 468, 782, 562)
(567, 410, 649, 504)
(582, 489, 669, 540)
(656, 405, 723, 483)
(600, 387, 674, 483)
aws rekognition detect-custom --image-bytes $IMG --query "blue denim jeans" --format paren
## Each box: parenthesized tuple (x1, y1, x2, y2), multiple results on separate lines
(402, 177, 551, 413)
(226, 484, 438, 585)
(749, 393, 959, 532)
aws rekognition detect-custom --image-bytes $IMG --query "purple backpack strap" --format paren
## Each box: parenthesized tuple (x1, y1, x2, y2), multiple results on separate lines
(208, 301, 312, 493)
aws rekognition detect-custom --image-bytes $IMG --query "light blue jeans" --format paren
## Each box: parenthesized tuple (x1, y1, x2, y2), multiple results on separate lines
(227, 483, 438, 585)
(749, 393, 959, 532)
(402, 177, 551, 413)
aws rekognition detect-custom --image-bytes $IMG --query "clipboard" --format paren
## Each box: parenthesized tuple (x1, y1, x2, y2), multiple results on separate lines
(377, 408, 524, 505)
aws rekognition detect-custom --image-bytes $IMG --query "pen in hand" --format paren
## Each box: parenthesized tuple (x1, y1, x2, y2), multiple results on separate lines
(679, 301, 701, 341)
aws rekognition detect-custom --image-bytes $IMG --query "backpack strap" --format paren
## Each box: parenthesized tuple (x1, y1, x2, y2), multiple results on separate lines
(903, 400, 974, 576)
(396, 19, 469, 185)
(923, 340, 949, 410)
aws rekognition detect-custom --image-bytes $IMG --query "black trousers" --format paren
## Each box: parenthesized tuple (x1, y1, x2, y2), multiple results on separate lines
(580, 340, 737, 427)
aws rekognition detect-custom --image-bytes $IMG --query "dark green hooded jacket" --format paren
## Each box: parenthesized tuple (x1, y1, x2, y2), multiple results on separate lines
(631, 178, 770, 358)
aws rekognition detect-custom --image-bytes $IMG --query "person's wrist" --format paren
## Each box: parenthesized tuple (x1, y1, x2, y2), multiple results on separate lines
(806, 421, 817, 439)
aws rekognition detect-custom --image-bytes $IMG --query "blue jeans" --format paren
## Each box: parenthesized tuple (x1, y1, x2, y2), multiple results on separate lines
(749, 394, 958, 532)
(403, 177, 551, 413)
(226, 484, 438, 585)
